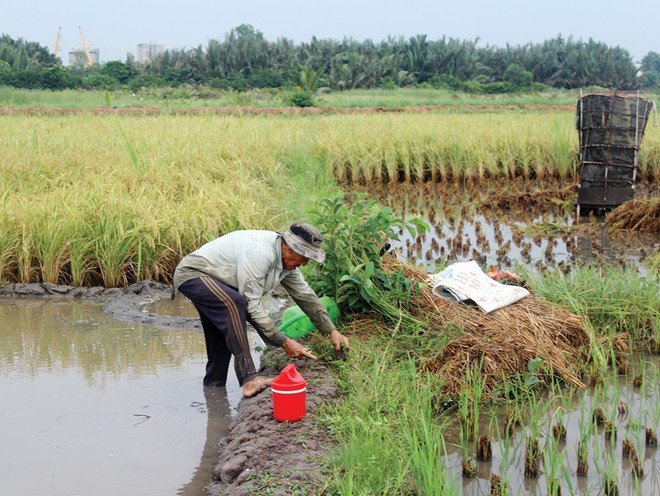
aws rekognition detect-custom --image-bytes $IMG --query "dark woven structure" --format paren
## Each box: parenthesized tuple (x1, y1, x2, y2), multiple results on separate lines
(576, 92, 655, 209)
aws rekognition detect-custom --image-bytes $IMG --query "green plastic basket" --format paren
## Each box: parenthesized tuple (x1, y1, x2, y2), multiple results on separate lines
(278, 296, 340, 339)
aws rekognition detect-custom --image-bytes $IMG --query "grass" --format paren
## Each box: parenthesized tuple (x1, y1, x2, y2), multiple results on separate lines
(524, 265, 659, 347)
(0, 85, 592, 110)
(3, 85, 657, 110)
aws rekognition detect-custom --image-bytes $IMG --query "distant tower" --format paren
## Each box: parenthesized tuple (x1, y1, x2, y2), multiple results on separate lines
(69, 27, 100, 66)
(68, 46, 100, 66)
(137, 42, 165, 63)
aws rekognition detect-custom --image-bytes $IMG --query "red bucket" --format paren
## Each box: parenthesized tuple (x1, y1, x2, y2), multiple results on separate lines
(271, 363, 306, 422)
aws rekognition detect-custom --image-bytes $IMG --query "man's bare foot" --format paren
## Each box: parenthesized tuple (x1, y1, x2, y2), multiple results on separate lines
(242, 376, 273, 398)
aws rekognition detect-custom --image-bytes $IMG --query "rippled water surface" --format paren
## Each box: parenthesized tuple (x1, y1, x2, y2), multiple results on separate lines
(0, 297, 261, 496)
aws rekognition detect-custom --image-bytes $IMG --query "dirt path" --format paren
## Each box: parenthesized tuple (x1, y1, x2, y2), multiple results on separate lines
(0, 103, 574, 116)
(0, 280, 339, 495)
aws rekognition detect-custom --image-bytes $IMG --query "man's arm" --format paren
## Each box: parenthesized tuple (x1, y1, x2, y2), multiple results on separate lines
(280, 270, 350, 353)
(279, 270, 335, 335)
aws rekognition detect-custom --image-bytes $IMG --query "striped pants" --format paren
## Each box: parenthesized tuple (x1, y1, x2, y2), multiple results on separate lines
(178, 276, 258, 387)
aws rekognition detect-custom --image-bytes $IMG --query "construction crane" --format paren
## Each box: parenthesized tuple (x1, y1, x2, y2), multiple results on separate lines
(79, 26, 93, 66)
(53, 27, 61, 57)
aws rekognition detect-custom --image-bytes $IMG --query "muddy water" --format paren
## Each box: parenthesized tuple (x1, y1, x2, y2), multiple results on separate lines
(443, 356, 660, 495)
(360, 182, 658, 274)
(0, 297, 262, 496)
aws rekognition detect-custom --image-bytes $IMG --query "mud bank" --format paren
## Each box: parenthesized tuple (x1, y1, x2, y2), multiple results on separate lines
(0, 280, 340, 495)
(207, 352, 340, 496)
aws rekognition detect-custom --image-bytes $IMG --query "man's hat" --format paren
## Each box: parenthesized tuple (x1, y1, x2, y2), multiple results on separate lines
(281, 222, 326, 263)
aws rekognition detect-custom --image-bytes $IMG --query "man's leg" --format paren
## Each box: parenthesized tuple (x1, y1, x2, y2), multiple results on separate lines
(198, 312, 231, 387)
(178, 276, 258, 386)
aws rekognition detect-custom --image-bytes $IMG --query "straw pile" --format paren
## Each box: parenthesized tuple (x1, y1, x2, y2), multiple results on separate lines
(382, 257, 591, 398)
(607, 197, 660, 234)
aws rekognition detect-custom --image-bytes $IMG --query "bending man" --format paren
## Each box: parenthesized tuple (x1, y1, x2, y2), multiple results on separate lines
(173, 222, 350, 398)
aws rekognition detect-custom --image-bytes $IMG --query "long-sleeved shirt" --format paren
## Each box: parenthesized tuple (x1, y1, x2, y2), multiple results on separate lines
(173, 230, 335, 347)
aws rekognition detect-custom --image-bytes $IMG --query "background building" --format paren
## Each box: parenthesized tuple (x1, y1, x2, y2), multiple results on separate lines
(68, 45, 100, 66)
(137, 42, 165, 63)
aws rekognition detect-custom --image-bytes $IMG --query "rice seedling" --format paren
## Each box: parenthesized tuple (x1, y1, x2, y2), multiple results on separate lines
(576, 394, 596, 477)
(456, 361, 487, 479)
(543, 433, 572, 496)
(524, 389, 546, 478)
(401, 376, 456, 496)
(590, 424, 621, 496)
(646, 364, 660, 447)
(477, 411, 495, 462)
(501, 378, 525, 437)
(489, 473, 504, 496)
(601, 449, 621, 496)
(489, 416, 521, 496)
(551, 414, 567, 443)
(624, 431, 645, 478)
(457, 360, 487, 444)
(550, 380, 573, 443)
(460, 428, 478, 479)
(524, 435, 542, 479)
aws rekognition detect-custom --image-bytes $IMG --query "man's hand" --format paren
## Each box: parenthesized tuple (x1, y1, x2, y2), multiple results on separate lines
(330, 329, 350, 352)
(282, 338, 318, 360)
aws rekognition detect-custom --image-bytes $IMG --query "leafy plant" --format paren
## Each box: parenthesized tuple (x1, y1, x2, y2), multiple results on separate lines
(306, 193, 428, 325)
(288, 89, 315, 107)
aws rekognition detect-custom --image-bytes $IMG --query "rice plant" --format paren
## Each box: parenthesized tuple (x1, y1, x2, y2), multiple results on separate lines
(646, 364, 660, 447)
(523, 389, 547, 478)
(543, 433, 572, 496)
(576, 392, 596, 477)
(401, 376, 456, 496)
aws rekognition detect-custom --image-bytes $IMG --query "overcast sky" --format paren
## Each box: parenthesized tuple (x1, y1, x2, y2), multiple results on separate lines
(3, 0, 657, 65)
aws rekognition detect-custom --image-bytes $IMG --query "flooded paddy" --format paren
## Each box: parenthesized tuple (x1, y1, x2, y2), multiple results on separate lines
(445, 356, 660, 495)
(358, 180, 658, 274)
(0, 297, 262, 496)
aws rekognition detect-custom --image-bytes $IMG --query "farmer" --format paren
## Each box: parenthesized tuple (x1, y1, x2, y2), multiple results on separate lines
(173, 222, 350, 398)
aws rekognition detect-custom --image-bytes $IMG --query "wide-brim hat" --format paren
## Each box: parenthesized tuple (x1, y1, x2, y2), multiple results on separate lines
(281, 222, 326, 263)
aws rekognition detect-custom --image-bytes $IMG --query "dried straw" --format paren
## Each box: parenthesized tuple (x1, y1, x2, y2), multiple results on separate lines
(382, 257, 591, 397)
(607, 197, 660, 234)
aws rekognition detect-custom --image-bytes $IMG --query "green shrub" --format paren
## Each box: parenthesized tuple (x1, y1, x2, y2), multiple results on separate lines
(288, 90, 315, 107)
(504, 63, 534, 89)
(0, 60, 11, 84)
(306, 193, 428, 325)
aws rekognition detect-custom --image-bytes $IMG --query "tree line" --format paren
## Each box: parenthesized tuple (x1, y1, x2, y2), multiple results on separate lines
(1, 26, 659, 94)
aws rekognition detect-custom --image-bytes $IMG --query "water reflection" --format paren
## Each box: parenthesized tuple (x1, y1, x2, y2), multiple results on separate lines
(0, 298, 252, 496)
(1, 298, 205, 385)
(178, 388, 233, 496)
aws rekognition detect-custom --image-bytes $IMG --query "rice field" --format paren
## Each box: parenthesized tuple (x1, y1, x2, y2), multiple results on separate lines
(1, 109, 658, 287)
